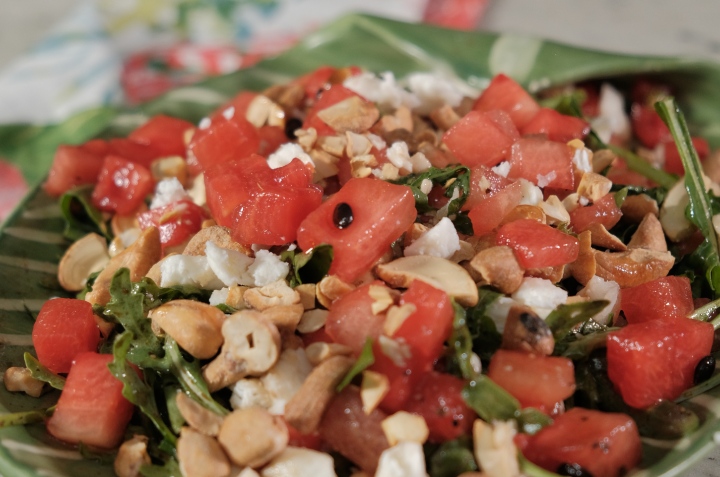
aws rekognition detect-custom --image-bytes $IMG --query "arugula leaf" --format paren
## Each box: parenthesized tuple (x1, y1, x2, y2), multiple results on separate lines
(520, 456, 564, 477)
(337, 338, 374, 392)
(391, 165, 471, 215)
(516, 408, 553, 435)
(544, 300, 609, 342)
(555, 328, 618, 360)
(428, 437, 478, 477)
(656, 97, 720, 297)
(59, 186, 112, 241)
(109, 332, 177, 446)
(0, 406, 54, 428)
(448, 301, 478, 380)
(24, 352, 65, 390)
(461, 376, 520, 422)
(135, 277, 213, 309)
(281, 244, 333, 286)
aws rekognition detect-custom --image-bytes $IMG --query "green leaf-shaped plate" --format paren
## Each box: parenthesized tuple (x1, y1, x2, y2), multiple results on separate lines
(2, 13, 720, 477)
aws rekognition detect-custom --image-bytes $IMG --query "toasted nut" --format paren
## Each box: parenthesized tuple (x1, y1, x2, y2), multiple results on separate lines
(3, 367, 44, 397)
(86, 227, 161, 307)
(114, 435, 151, 477)
(296, 127, 318, 152)
(218, 408, 288, 468)
(57, 233, 110, 292)
(379, 105, 414, 133)
(376, 255, 479, 306)
(472, 420, 519, 477)
(568, 230, 595, 286)
(594, 248, 675, 288)
(628, 213, 668, 252)
(499, 205, 546, 226)
(317, 135, 348, 157)
(526, 264, 566, 284)
(621, 194, 659, 222)
(178, 427, 231, 477)
(261, 304, 305, 333)
(346, 131, 373, 158)
(144, 253, 175, 285)
(202, 310, 281, 392)
(226, 284, 249, 309)
(587, 223, 627, 251)
(380, 163, 400, 181)
(149, 300, 225, 359)
(244, 280, 300, 311)
(368, 285, 396, 315)
(383, 303, 416, 337)
(317, 276, 355, 309)
(660, 175, 720, 242)
(381, 411, 429, 446)
(361, 370, 389, 415)
(151, 156, 188, 184)
(309, 149, 340, 182)
(305, 342, 353, 366)
(450, 240, 476, 263)
(246, 95, 281, 128)
(404, 223, 428, 248)
(183, 226, 251, 256)
(175, 392, 224, 437)
(297, 309, 329, 334)
(260, 447, 337, 477)
(111, 209, 144, 237)
(592, 149, 616, 172)
(284, 355, 354, 434)
(577, 172, 613, 202)
(469, 246, 524, 295)
(295, 284, 317, 310)
(317, 96, 379, 133)
(539, 195, 571, 225)
(429, 104, 461, 130)
(501, 306, 554, 355)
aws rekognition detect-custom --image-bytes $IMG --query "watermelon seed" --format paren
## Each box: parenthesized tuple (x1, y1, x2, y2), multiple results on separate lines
(557, 463, 594, 477)
(333, 203, 353, 229)
(694, 355, 716, 385)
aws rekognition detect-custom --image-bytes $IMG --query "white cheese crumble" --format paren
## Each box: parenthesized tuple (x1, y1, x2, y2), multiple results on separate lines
(517, 179, 543, 205)
(366, 132, 387, 151)
(512, 277, 569, 318)
(591, 83, 630, 144)
(405, 72, 472, 115)
(375, 441, 428, 477)
(386, 141, 414, 173)
(577, 276, 620, 326)
(160, 254, 224, 290)
(492, 161, 511, 178)
(536, 171, 557, 188)
(209, 287, 229, 306)
(222, 106, 235, 120)
(248, 249, 290, 287)
(404, 217, 460, 259)
(259, 348, 313, 415)
(198, 117, 211, 130)
(205, 241, 255, 286)
(409, 151, 432, 173)
(572, 147, 593, 174)
(420, 178, 434, 195)
(343, 72, 420, 111)
(485, 296, 518, 333)
(261, 447, 337, 477)
(267, 143, 314, 170)
(150, 177, 189, 209)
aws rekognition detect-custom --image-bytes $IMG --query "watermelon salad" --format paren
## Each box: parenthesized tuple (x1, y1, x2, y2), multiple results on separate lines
(4, 65, 720, 477)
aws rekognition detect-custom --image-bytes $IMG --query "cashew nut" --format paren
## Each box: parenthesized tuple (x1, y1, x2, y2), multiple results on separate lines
(218, 407, 288, 468)
(149, 300, 225, 359)
(177, 427, 231, 477)
(114, 435, 151, 477)
(183, 225, 251, 257)
(381, 411, 429, 446)
(175, 392, 224, 437)
(57, 233, 110, 292)
(469, 246, 524, 295)
(501, 305, 554, 356)
(594, 248, 675, 288)
(472, 420, 520, 477)
(621, 193, 659, 223)
(202, 310, 281, 392)
(3, 367, 44, 398)
(316, 96, 379, 134)
(627, 213, 668, 252)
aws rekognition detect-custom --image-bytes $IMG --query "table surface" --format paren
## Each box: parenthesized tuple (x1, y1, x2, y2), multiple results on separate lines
(1, 0, 720, 476)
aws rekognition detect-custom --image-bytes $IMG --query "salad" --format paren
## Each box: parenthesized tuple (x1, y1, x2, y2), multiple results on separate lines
(2, 64, 720, 477)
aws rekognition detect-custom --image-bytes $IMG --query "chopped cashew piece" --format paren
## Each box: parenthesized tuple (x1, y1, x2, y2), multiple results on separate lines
(368, 285, 396, 315)
(621, 193, 659, 222)
(3, 367, 44, 397)
(296, 283, 317, 310)
(175, 392, 224, 436)
(244, 279, 300, 311)
(375, 441, 429, 477)
(567, 230, 595, 286)
(317, 275, 355, 309)
(149, 300, 225, 359)
(297, 309, 329, 334)
(539, 195, 570, 225)
(469, 246, 524, 295)
(85, 226, 162, 307)
(627, 213, 668, 252)
(316, 96, 380, 134)
(114, 435, 151, 477)
(383, 303, 417, 337)
(376, 255, 479, 306)
(58, 233, 110, 292)
(260, 447, 338, 477)
(261, 304, 305, 333)
(381, 412, 430, 446)
(218, 408, 288, 468)
(577, 172, 613, 202)
(501, 305, 554, 356)
(472, 420, 520, 477)
(305, 342, 353, 366)
(361, 370, 390, 415)
(183, 225, 251, 256)
(202, 310, 281, 392)
(177, 427, 231, 477)
(594, 248, 675, 288)
(586, 223, 627, 251)
(284, 355, 354, 434)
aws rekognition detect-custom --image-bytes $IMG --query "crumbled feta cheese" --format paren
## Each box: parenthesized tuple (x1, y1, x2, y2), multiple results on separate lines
(160, 254, 224, 289)
(536, 171, 557, 188)
(260, 348, 313, 415)
(205, 241, 254, 286)
(150, 177, 189, 209)
(579, 196, 590, 206)
(366, 132, 387, 150)
(376, 441, 428, 477)
(230, 378, 273, 410)
(248, 249, 290, 286)
(404, 217, 460, 259)
(577, 276, 620, 325)
(209, 287, 229, 306)
(572, 147, 593, 173)
(386, 141, 414, 173)
(517, 179, 543, 205)
(261, 447, 337, 477)
(118, 228, 141, 248)
(405, 72, 471, 115)
(198, 117, 211, 130)
(343, 72, 420, 111)
(492, 161, 511, 178)
(485, 296, 518, 333)
(591, 83, 630, 144)
(512, 277, 568, 318)
(409, 152, 431, 173)
(222, 106, 235, 120)
(420, 178, 434, 195)
(267, 143, 314, 170)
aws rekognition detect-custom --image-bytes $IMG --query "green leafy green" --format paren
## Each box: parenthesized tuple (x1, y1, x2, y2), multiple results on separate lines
(428, 437, 478, 477)
(656, 97, 720, 297)
(614, 187, 628, 208)
(109, 332, 177, 447)
(281, 244, 334, 286)
(0, 406, 54, 428)
(391, 165, 471, 216)
(461, 376, 520, 422)
(520, 455, 564, 477)
(516, 408, 553, 435)
(448, 300, 478, 380)
(134, 277, 213, 309)
(465, 288, 503, 363)
(554, 324, 618, 360)
(59, 187, 111, 241)
(24, 352, 65, 390)
(337, 338, 374, 392)
(544, 300, 609, 342)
